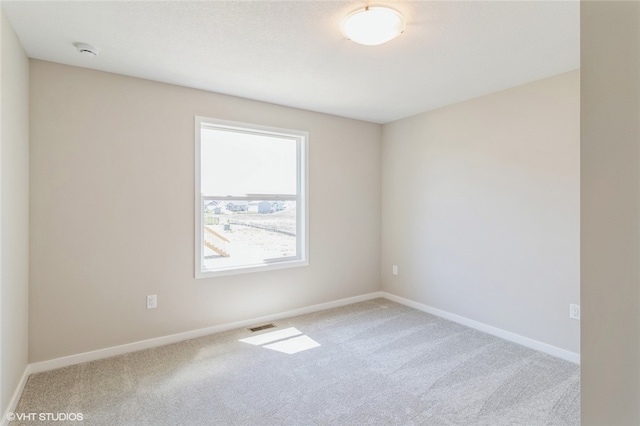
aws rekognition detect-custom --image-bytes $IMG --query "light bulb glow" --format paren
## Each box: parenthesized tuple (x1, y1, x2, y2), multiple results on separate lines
(341, 7, 405, 46)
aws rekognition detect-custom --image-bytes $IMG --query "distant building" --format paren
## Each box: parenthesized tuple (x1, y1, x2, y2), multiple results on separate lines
(226, 201, 248, 212)
(258, 201, 273, 214)
(204, 200, 219, 212)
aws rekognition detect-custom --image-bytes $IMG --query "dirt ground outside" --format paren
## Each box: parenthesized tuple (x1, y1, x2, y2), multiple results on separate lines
(203, 207, 297, 269)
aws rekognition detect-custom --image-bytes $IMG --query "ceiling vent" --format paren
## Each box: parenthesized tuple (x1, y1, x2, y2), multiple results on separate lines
(74, 42, 98, 57)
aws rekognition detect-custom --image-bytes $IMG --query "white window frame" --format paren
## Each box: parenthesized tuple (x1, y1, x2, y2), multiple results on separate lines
(195, 116, 309, 278)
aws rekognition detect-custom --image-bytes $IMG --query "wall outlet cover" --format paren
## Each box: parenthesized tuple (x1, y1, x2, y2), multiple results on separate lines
(569, 304, 580, 320)
(147, 295, 157, 309)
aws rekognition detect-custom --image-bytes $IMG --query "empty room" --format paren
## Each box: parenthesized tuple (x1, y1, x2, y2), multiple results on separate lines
(1, 1, 639, 425)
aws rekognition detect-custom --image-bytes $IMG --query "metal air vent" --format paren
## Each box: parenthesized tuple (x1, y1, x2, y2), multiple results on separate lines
(248, 323, 276, 333)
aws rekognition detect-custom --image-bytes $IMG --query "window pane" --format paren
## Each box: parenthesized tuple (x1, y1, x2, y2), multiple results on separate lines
(202, 199, 297, 270)
(201, 128, 297, 196)
(196, 117, 307, 278)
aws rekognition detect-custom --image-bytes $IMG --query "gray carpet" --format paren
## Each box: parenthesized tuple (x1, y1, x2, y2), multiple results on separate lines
(12, 299, 580, 425)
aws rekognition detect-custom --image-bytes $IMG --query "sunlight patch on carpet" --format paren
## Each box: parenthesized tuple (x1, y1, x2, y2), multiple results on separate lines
(239, 327, 302, 346)
(239, 327, 320, 354)
(263, 335, 321, 354)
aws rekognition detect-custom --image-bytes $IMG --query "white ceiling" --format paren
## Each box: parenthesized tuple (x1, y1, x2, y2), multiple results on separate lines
(2, 1, 579, 124)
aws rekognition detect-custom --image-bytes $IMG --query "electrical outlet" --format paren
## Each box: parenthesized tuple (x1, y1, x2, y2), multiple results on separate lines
(569, 304, 580, 320)
(147, 295, 157, 309)
(392, 265, 398, 275)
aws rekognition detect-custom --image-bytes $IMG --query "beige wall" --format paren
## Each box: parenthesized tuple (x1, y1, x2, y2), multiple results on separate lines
(580, 2, 640, 424)
(29, 60, 381, 362)
(0, 9, 30, 414)
(381, 71, 580, 353)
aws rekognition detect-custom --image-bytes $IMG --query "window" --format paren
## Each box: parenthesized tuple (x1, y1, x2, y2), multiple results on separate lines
(195, 117, 308, 278)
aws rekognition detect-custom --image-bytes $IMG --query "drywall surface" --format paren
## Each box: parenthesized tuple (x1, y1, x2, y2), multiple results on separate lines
(29, 60, 381, 362)
(580, 2, 640, 424)
(0, 9, 30, 414)
(381, 71, 580, 353)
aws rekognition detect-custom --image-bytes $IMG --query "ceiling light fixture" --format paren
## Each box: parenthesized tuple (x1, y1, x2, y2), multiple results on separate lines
(74, 42, 99, 57)
(341, 6, 405, 46)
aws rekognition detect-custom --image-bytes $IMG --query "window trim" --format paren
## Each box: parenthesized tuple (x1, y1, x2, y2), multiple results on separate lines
(194, 116, 309, 279)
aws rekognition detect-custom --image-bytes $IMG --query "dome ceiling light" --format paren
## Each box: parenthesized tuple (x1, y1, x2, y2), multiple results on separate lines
(341, 6, 405, 46)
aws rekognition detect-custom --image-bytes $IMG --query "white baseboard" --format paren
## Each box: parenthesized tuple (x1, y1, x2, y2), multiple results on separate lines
(29, 291, 384, 374)
(380, 292, 580, 364)
(1, 366, 31, 426)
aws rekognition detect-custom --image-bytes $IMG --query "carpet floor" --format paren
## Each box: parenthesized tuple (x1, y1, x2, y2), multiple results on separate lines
(12, 299, 580, 425)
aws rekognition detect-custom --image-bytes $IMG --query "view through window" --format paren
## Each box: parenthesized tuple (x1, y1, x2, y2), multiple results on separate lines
(195, 117, 308, 277)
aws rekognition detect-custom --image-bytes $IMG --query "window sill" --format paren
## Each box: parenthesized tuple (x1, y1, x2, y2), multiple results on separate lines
(196, 258, 309, 279)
